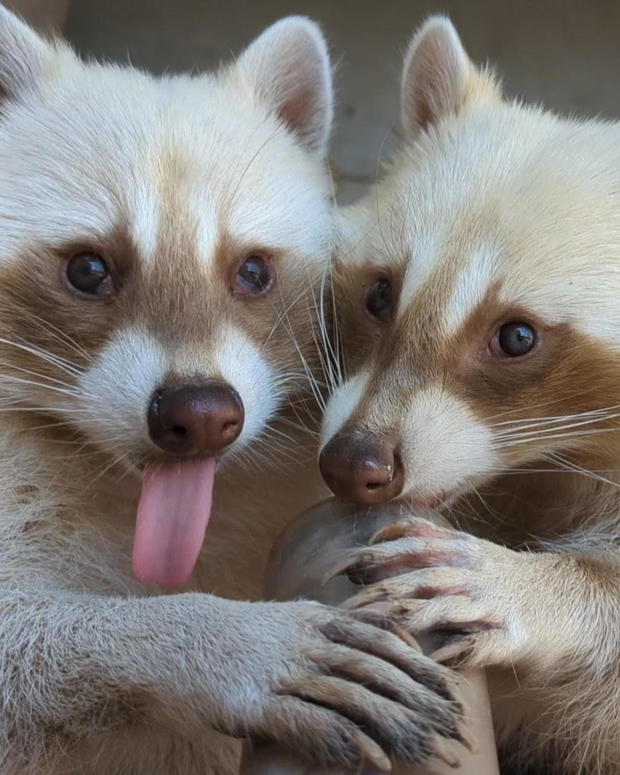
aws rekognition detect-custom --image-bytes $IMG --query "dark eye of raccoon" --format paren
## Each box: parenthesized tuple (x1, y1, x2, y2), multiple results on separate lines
(234, 254, 273, 295)
(365, 278, 392, 322)
(495, 322, 537, 357)
(65, 253, 115, 298)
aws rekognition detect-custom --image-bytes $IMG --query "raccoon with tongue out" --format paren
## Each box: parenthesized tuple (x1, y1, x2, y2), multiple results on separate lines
(0, 7, 462, 775)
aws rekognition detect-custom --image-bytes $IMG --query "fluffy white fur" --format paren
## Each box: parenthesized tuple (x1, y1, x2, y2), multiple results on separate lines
(77, 326, 278, 458)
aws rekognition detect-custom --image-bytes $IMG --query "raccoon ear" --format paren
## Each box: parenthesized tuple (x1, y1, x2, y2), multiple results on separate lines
(401, 16, 497, 136)
(236, 16, 333, 156)
(0, 6, 49, 101)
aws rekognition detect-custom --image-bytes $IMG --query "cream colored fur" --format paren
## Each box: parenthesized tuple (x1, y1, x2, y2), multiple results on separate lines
(327, 17, 620, 775)
(0, 7, 329, 774)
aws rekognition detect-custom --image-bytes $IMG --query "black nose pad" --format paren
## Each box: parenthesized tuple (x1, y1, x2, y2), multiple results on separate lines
(148, 380, 244, 457)
(319, 431, 404, 505)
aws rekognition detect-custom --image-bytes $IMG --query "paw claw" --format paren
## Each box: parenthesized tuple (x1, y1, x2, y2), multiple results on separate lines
(430, 639, 475, 665)
(371, 519, 455, 545)
(321, 552, 359, 586)
(354, 732, 392, 772)
(390, 623, 424, 652)
(429, 736, 461, 768)
(343, 588, 386, 609)
(369, 523, 406, 544)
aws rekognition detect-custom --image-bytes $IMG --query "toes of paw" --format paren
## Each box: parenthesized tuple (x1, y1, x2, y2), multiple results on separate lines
(317, 613, 377, 645)
(358, 537, 428, 567)
(430, 635, 478, 666)
(305, 641, 461, 723)
(432, 625, 507, 667)
(391, 596, 493, 634)
(346, 607, 423, 651)
(276, 679, 437, 765)
(267, 679, 467, 769)
(262, 696, 389, 771)
(375, 707, 465, 766)
(345, 569, 476, 612)
(308, 627, 460, 713)
(344, 578, 418, 609)
(342, 552, 473, 595)
(318, 611, 420, 658)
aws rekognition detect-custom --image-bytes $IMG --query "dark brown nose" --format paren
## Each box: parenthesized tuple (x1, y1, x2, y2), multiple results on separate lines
(148, 381, 244, 457)
(319, 432, 404, 505)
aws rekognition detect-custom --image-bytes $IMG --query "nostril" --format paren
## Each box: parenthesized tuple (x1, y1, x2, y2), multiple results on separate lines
(363, 459, 394, 490)
(319, 432, 403, 505)
(148, 380, 245, 457)
(151, 390, 162, 412)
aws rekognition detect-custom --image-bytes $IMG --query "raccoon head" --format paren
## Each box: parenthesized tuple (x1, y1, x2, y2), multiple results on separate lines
(320, 17, 620, 509)
(0, 6, 334, 585)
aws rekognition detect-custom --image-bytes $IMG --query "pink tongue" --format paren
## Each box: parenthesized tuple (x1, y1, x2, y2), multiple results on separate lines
(133, 459, 216, 588)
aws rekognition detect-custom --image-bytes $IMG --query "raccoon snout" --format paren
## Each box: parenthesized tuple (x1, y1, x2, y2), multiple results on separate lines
(147, 381, 244, 457)
(319, 432, 404, 505)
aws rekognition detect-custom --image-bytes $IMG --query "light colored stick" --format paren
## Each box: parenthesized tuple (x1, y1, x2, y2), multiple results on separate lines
(241, 499, 499, 775)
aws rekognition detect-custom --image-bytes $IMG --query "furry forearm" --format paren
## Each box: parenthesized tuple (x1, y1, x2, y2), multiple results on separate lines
(0, 586, 466, 774)
(0, 590, 257, 743)
(520, 549, 620, 673)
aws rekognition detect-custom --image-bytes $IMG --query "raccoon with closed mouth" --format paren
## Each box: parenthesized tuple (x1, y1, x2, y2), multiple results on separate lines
(0, 7, 462, 775)
(321, 17, 620, 775)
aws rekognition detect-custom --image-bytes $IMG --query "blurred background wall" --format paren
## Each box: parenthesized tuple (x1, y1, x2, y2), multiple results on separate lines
(8, 0, 620, 202)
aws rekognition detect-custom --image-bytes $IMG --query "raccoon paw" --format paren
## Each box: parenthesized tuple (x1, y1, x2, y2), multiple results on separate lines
(335, 519, 525, 668)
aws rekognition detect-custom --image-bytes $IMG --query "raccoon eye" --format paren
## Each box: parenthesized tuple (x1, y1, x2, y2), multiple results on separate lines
(65, 253, 115, 298)
(365, 278, 392, 322)
(494, 322, 537, 357)
(234, 254, 273, 295)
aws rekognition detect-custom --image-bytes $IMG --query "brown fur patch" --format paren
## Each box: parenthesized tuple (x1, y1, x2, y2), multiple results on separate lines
(335, 270, 620, 473)
(0, 225, 142, 412)
(0, 203, 325, 455)
(333, 257, 406, 380)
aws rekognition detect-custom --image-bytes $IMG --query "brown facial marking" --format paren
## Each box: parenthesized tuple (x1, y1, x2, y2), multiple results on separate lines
(433, 285, 620, 468)
(334, 262, 449, 437)
(134, 142, 326, 390)
(333, 259, 406, 379)
(335, 265, 620, 477)
(0, 138, 327, 457)
(0, 223, 141, 384)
